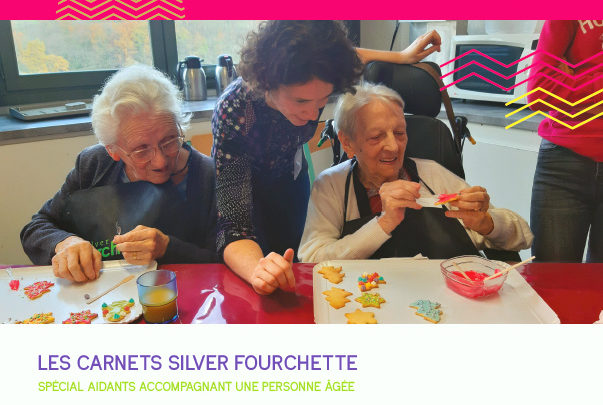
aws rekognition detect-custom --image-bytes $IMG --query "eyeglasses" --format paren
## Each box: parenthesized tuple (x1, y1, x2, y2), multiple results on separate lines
(113, 127, 185, 164)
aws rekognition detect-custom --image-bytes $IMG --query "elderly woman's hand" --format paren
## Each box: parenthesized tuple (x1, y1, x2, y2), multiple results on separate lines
(52, 236, 102, 282)
(113, 225, 170, 265)
(445, 186, 495, 235)
(399, 30, 442, 64)
(250, 249, 296, 295)
(378, 180, 422, 234)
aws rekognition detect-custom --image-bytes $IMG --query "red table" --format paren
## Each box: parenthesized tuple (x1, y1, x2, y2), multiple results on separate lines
(160, 263, 316, 324)
(159, 262, 603, 324)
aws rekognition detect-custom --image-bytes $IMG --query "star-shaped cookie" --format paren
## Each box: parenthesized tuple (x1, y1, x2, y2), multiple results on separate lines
(355, 292, 386, 308)
(323, 287, 352, 309)
(345, 308, 377, 324)
(318, 266, 345, 284)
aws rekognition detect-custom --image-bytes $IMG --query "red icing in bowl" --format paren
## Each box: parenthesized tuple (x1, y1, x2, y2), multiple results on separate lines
(9, 280, 19, 291)
(446, 269, 503, 298)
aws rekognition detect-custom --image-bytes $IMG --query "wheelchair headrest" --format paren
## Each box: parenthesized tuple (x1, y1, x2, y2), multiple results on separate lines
(363, 61, 442, 118)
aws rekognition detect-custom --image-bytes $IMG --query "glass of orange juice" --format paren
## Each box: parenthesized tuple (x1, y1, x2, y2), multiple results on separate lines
(136, 270, 178, 323)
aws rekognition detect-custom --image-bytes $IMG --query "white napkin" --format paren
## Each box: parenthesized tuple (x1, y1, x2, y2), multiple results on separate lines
(416, 195, 443, 208)
(594, 310, 603, 324)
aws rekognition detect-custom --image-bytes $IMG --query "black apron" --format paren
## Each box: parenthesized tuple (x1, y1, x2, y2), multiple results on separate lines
(340, 158, 480, 259)
(61, 181, 199, 260)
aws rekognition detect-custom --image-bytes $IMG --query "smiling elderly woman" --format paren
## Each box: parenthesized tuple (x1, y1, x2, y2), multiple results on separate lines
(298, 82, 533, 262)
(20, 65, 216, 282)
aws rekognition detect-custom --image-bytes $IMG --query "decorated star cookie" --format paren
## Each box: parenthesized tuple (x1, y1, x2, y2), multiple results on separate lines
(355, 292, 386, 308)
(434, 193, 459, 205)
(345, 308, 378, 324)
(409, 299, 442, 323)
(62, 310, 99, 324)
(102, 299, 135, 323)
(323, 287, 352, 309)
(24, 281, 55, 300)
(318, 266, 345, 284)
(16, 312, 55, 324)
(357, 272, 386, 292)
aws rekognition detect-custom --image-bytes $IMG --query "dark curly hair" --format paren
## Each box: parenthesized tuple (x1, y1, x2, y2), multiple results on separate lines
(238, 20, 364, 94)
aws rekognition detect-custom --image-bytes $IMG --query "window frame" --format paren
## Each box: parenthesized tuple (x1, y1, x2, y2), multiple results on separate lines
(0, 20, 360, 107)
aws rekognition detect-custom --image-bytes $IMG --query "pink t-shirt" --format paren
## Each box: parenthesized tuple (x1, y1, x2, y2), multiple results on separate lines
(527, 20, 603, 162)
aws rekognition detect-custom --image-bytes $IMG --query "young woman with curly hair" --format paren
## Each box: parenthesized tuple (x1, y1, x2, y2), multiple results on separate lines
(211, 20, 440, 295)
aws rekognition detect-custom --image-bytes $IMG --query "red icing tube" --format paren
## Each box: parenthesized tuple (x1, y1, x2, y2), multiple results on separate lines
(9, 280, 19, 291)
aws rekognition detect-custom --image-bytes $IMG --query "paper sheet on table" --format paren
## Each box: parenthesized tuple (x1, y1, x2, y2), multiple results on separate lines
(314, 259, 560, 324)
(1, 260, 155, 324)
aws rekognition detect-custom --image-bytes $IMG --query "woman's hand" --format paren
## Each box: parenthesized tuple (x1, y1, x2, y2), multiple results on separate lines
(445, 186, 494, 235)
(113, 225, 170, 265)
(52, 236, 102, 282)
(250, 248, 296, 295)
(378, 180, 422, 234)
(399, 30, 442, 64)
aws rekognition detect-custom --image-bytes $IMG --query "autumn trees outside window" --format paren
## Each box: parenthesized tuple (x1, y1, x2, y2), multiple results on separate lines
(0, 20, 262, 106)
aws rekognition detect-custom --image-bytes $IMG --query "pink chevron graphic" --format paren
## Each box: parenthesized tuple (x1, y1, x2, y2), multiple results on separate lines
(440, 49, 603, 92)
(441, 71, 603, 93)
(56, 0, 185, 19)
(442, 60, 603, 82)
(441, 49, 603, 69)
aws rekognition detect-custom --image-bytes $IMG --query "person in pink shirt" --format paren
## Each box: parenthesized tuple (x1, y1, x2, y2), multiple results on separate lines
(527, 20, 603, 262)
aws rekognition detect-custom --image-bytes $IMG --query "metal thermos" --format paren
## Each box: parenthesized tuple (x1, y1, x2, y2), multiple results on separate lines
(215, 54, 238, 95)
(177, 56, 207, 101)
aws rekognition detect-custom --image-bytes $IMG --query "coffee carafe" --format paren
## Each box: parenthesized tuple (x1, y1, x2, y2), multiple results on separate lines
(177, 56, 207, 101)
(215, 54, 238, 95)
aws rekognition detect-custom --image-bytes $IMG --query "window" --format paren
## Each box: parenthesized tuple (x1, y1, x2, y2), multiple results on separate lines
(175, 21, 263, 65)
(11, 21, 153, 74)
(0, 20, 359, 107)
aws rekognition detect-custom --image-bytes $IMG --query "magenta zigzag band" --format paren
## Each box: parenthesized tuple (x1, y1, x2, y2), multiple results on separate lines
(440, 71, 603, 92)
(57, 0, 184, 12)
(441, 49, 603, 69)
(442, 60, 603, 81)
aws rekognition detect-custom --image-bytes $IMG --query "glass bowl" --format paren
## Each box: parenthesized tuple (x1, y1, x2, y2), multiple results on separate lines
(440, 256, 508, 298)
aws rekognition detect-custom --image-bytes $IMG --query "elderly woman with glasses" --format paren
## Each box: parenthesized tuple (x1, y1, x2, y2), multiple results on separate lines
(21, 65, 217, 282)
(298, 82, 533, 262)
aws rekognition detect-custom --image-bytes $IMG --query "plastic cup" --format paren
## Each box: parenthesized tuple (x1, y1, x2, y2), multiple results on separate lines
(136, 270, 178, 323)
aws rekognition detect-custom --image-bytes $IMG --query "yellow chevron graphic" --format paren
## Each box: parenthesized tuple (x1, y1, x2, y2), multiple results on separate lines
(507, 99, 603, 118)
(506, 87, 603, 107)
(57, 0, 184, 12)
(56, 4, 184, 18)
(506, 110, 603, 130)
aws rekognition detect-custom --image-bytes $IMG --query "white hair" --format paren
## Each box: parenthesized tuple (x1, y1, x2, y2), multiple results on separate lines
(334, 82, 405, 139)
(91, 64, 190, 145)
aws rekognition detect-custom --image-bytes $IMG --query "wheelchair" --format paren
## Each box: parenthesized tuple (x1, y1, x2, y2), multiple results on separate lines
(318, 61, 521, 262)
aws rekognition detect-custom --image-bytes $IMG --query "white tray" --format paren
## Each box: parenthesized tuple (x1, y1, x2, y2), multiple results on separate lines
(313, 259, 560, 324)
(1, 260, 156, 324)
